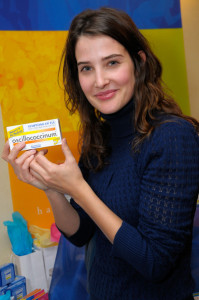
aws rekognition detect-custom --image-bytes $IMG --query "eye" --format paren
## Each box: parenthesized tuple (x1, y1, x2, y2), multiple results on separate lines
(108, 60, 119, 66)
(80, 65, 92, 72)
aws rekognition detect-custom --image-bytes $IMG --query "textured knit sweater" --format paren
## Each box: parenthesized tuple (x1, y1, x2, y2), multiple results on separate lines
(67, 100, 199, 300)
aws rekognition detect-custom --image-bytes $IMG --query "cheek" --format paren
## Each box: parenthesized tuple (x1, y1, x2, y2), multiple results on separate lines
(79, 76, 92, 96)
(119, 68, 136, 99)
(117, 67, 135, 87)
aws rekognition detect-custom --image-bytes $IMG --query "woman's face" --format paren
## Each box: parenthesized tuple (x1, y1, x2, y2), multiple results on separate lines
(75, 35, 135, 114)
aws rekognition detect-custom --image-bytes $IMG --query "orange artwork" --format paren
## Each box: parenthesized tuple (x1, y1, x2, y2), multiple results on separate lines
(0, 31, 80, 228)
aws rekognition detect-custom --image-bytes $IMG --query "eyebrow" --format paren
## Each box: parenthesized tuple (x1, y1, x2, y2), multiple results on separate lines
(77, 54, 123, 66)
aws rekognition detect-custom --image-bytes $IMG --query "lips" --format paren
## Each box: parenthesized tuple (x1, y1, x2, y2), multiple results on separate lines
(95, 89, 117, 100)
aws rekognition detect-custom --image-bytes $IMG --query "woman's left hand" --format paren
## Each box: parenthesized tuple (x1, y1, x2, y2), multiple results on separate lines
(30, 138, 84, 198)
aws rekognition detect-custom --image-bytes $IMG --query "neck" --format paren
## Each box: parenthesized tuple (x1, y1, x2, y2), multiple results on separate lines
(101, 99, 134, 138)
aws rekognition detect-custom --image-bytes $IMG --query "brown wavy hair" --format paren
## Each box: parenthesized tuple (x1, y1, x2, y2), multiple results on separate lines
(60, 7, 199, 171)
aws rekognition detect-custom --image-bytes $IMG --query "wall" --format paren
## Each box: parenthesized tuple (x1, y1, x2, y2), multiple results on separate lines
(180, 0, 199, 120)
(0, 106, 13, 264)
(0, 0, 199, 265)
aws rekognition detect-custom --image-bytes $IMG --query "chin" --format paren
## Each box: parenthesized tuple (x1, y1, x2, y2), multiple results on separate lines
(99, 108, 118, 115)
(97, 103, 121, 115)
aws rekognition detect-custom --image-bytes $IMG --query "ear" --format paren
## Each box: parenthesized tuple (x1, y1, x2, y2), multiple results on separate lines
(138, 50, 146, 62)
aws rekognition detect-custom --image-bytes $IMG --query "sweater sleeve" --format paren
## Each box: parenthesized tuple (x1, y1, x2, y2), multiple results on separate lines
(111, 119, 199, 281)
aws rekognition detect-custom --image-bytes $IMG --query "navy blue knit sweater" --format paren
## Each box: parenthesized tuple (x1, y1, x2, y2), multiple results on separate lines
(68, 100, 199, 300)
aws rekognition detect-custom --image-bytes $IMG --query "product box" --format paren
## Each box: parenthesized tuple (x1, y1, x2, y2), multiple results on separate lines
(7, 119, 62, 150)
(8, 276, 26, 287)
(21, 289, 41, 299)
(21, 289, 48, 300)
(0, 285, 7, 295)
(31, 289, 45, 299)
(37, 293, 48, 300)
(7, 276, 27, 300)
(0, 263, 15, 287)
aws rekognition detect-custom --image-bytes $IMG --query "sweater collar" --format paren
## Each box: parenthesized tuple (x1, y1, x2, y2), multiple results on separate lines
(101, 99, 134, 138)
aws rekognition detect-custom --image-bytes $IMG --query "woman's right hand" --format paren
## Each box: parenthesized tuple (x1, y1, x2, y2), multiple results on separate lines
(1, 141, 49, 191)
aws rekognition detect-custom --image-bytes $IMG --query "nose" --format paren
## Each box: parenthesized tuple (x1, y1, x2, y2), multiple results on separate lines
(94, 69, 109, 88)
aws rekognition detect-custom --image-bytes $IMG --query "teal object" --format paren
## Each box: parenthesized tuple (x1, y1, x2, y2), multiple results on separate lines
(0, 290, 11, 300)
(3, 212, 33, 256)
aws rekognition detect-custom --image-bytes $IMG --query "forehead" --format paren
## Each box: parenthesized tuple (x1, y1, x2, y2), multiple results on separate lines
(75, 35, 127, 60)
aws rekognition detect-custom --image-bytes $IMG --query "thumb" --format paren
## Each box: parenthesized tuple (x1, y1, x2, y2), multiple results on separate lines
(61, 138, 73, 160)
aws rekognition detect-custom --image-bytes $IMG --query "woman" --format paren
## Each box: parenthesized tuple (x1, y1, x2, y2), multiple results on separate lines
(2, 7, 199, 300)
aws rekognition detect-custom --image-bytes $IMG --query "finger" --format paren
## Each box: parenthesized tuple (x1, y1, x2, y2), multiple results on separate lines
(35, 148, 48, 156)
(33, 151, 53, 171)
(61, 138, 74, 161)
(30, 158, 52, 187)
(30, 155, 50, 177)
(7, 142, 27, 161)
(1, 140, 10, 161)
(20, 154, 35, 182)
(23, 157, 48, 190)
(30, 168, 44, 183)
(22, 154, 35, 171)
(30, 167, 44, 181)
(40, 148, 48, 155)
(14, 149, 37, 166)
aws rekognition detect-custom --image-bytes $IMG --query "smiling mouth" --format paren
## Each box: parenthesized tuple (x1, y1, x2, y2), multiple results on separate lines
(95, 89, 117, 100)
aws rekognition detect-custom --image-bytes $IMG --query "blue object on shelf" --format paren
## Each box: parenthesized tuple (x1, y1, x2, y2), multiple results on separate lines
(0, 263, 15, 287)
(7, 276, 27, 300)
